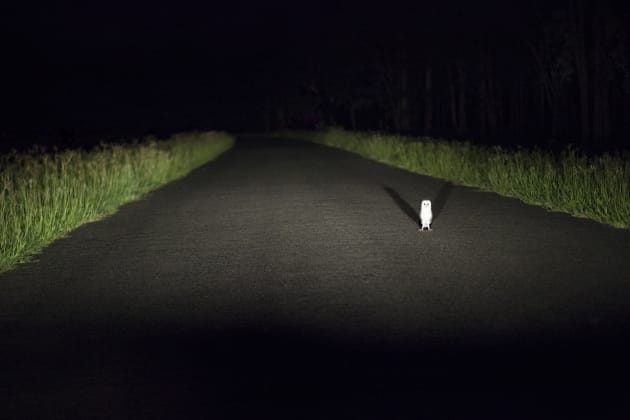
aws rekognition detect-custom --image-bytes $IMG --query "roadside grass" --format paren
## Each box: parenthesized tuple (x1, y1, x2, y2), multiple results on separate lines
(273, 128, 630, 229)
(0, 131, 234, 273)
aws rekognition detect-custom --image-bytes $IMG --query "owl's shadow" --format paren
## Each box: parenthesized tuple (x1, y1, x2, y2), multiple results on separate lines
(383, 182, 452, 226)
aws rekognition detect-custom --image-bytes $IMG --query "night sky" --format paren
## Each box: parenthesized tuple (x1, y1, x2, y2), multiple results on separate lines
(1, 0, 628, 149)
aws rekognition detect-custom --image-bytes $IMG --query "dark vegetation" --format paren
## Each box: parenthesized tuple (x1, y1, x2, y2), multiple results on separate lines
(264, 1, 630, 154)
(1, 1, 628, 154)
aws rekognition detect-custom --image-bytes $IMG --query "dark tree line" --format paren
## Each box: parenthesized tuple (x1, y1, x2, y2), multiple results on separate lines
(266, 0, 630, 152)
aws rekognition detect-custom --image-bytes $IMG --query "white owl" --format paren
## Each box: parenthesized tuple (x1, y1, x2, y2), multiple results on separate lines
(419, 200, 432, 231)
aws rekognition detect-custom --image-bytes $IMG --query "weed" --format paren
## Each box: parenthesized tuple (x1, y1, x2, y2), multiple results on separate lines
(274, 128, 630, 229)
(0, 131, 234, 273)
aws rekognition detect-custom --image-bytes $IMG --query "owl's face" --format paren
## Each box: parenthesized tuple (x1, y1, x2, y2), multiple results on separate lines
(422, 200, 431, 209)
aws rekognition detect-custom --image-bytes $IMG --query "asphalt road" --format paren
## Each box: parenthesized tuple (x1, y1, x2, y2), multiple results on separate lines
(2, 136, 630, 419)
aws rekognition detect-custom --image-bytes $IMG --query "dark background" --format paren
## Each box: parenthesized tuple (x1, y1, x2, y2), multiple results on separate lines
(1, 0, 629, 152)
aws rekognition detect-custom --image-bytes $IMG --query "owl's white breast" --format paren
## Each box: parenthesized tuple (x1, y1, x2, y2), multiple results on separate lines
(420, 208, 433, 219)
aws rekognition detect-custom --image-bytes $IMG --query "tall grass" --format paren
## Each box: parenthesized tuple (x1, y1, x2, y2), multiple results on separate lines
(274, 128, 630, 229)
(0, 131, 234, 273)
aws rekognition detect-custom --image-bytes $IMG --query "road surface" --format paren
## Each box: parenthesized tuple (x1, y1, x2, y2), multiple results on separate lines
(2, 136, 630, 419)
